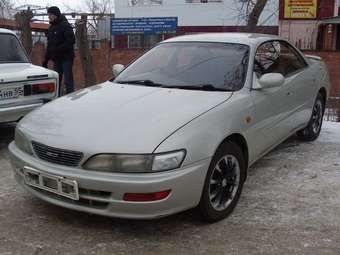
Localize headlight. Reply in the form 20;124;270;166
83;150;186;173
15;128;33;155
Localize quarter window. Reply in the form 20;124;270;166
254;41;307;77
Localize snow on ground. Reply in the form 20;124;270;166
1;122;340;255
319;121;340;143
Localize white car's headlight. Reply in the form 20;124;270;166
15;128;33;155
83;150;186;173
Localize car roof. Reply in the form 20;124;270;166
0;28;16;35
162;33;281;47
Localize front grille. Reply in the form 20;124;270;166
79;188;111;198
30;186;109;209
32;141;83;167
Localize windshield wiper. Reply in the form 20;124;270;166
164;84;231;92
115;79;164;87
115;81;231;91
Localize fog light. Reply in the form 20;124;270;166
123;190;171;202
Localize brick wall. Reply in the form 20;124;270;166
30;43;340;96
30;42;144;91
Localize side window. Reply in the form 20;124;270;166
255;41;307;78
279;42;307;75
254;42;280;77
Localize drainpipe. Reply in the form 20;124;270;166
334;0;338;17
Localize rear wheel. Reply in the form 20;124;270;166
199;141;246;223
296;93;325;141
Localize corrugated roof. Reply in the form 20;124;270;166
320;16;340;24
0;18;49;31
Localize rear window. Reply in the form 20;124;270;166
0;34;29;63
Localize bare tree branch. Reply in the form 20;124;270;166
236;0;269;32
15;9;33;55
84;0;114;34
0;0;13;18
246;0;269;32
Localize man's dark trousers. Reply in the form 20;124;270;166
54;59;74;96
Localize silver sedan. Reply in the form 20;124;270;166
9;33;330;222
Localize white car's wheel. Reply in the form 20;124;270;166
297;93;325;141
199;141;246;222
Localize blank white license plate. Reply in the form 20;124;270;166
23;166;79;200
0;86;24;100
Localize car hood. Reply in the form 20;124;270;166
0;63;56;83
19;82;233;154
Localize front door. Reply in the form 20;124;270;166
250;41;297;159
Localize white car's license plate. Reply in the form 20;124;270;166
0;86;24;100
23;167;79;200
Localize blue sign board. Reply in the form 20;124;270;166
111;17;178;35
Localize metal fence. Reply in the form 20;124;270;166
325;96;340;122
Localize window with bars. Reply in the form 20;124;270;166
129;0;162;6
128;34;164;48
185;0;223;3
128;34;144;48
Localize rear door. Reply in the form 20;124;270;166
277;42;316;129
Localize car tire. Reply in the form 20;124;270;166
199;141;246;223
296;93;325;142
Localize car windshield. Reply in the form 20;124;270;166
0;34;29;63
115;42;249;91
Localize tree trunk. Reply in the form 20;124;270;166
15;9;33;55
246;0;269;32
75;15;97;87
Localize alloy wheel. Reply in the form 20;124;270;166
208;155;240;211
311;100;323;134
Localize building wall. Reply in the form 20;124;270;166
115;0;279;26
278;0;336;50
279;20;319;49
279;0;335;20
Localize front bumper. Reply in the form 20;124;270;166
9;142;211;219
0;102;43;123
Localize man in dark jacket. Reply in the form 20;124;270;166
43;6;75;95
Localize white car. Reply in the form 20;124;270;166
9;33;330;222
0;29;59;123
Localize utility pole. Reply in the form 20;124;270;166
75;15;97;87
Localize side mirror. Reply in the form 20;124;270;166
112;64;125;77
257;73;285;89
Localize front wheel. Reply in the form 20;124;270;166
297;93;325;141
199;141;246;223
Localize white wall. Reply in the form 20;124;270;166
115;0;279;27
279;20;319;50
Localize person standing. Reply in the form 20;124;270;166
43;6;75;95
